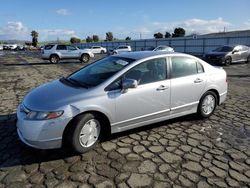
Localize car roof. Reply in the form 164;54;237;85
113;51;177;60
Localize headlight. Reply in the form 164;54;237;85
26;111;64;120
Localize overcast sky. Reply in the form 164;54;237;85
0;0;249;41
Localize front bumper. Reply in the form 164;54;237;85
17;128;62;149
205;57;225;65
16;105;71;149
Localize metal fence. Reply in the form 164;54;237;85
75;35;250;56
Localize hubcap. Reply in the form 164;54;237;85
202;95;215;115
79;119;100;148
51;56;57;63
82;56;88;62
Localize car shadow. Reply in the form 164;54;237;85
0;112;200;168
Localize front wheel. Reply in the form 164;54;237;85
100;50;105;54
80;54;90;63
224;56;231;66
68;113;101;153
197;91;217;118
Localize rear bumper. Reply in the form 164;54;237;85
219;91;227;105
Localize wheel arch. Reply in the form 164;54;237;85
81;53;90;57
62;110;111;147
50;53;60;59
203;89;220;105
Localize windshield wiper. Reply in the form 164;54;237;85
67;78;89;88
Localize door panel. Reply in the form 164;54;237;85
170;74;206;111
170;56;207;113
113;80;170;127
67;46;79;58
112;57;170;129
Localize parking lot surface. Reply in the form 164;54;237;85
0;51;250;188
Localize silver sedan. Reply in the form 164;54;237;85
17;51;227;153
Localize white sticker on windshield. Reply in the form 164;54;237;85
116;60;129;66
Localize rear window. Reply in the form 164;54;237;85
44;45;54;50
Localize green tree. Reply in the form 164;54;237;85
172;27;186;37
106;32;113;41
153;32;163;39
86;36;93;43
70;37;81;44
31;30;39;47
165;32;171;38
125;36;131;40
92;35;99;42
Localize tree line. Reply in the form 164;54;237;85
30;27;186;46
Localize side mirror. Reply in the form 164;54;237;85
232;49;239;54
122;79;138;93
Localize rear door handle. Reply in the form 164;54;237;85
157;85;169;91
194;78;203;83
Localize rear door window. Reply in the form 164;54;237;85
171;57;204;78
56;45;66;50
67;46;77;50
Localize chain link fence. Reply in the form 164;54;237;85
75;35;250;56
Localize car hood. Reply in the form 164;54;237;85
23;79;89;111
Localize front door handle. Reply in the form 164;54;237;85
157;85;169;91
194;78;203;83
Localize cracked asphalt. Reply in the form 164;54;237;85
0;51;249;188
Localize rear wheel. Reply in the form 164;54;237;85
101;50;105;54
197;91;217;118
224;56;231;66
80;54;90;63
68;113;102;153
50;54;60;64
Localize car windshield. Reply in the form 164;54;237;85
213;46;233;52
67;56;135;87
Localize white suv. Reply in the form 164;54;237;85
86;46;107;54
110;45;132;54
41;44;94;63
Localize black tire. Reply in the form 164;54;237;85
197;91;217;118
80;54;90;63
50;54;60;64
224;56;231;66
68;113;102;153
101;50;105;54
